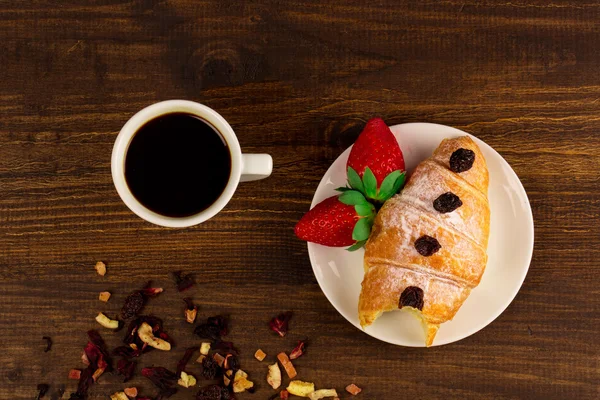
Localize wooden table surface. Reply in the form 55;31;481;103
1;1;599;399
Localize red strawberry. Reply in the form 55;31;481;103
345;118;406;202
348;118;405;183
295;192;375;250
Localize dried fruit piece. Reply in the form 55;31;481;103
123;387;138;398
184;298;198;324
68;369;82;380
308;389;338;400
178;371;198;388
177;347;197;375
138;322;171;351
42;336;52;352
414;235;441;256
267;363;282;389
345;384;362;395
400;286;425;311
287;380;315;397
224;369;233;386
254;349;266;361
233;369;254;393
99;291;111;302
277;352;297;379
96;313;121;330
269;311;292;337
289;340;307;360
200;342;211;356
449;148;475;173
280;390;289;400
95;261;106;276
223;354;239;370
110;392;128;400
116;359;136;382
172;271;195;292
433;192;462;213
213;353;226;367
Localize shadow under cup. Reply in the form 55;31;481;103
124;112;232;218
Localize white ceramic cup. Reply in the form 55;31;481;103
111;100;272;227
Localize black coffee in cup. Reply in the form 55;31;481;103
124;113;231;218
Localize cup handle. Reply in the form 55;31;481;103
240;154;273;182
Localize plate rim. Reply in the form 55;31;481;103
307;122;534;347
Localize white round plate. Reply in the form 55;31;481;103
308;123;534;347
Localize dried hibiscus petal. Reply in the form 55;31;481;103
177;347;198;375
36;384;49;399
42;336;52;352
207;315;229;336
142;367;178;399
212;341;239;355
269;312;292;337
172;271;195;292
289;340;307;360
195;315;229;341
116;359;137;383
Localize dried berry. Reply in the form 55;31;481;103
196;384;223;400
414;235;441;256
116;359;136;383
289;340;307;360
42;336;52;352
269;311;293;337
177;347;198;375
433;192;463;213
36;384;50;399
399;286;424;311
121;291;145;319
449;148;475;173
121;283;163;320
202;355;222;380
194;315;229;341
172;271;195;292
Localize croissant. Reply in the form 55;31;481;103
359;136;490;346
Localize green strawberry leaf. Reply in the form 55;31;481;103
377;170;402;200
347;166;365;195
352;217;372;241
362;167;377;199
391;172;407;195
347;240;367;252
355;203;374;217
339;190;368;206
335;186;352;192
376;170;406;201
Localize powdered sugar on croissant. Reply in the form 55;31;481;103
359;136;490;346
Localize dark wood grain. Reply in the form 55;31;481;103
1;0;599;399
